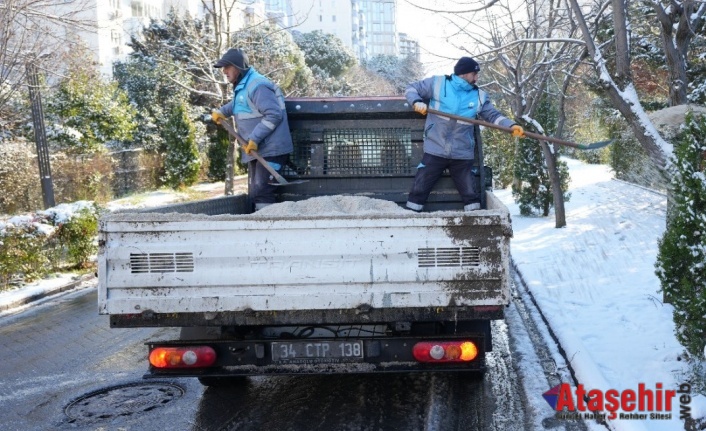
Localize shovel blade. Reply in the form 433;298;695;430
270;179;309;186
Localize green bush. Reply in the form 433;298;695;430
207;128;231;182
483;128;515;189
511;94;571;216
655;111;706;358
0;202;102;288
0;223;51;288
55;207;99;268
161;103;201;189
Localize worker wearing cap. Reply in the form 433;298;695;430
405;56;525;212
211;48;293;211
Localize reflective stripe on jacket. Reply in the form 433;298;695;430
219;68;293;162
405;74;515;160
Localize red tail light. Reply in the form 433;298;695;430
413;341;478;363
149;346;217;368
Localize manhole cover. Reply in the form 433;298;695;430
65;382;184;424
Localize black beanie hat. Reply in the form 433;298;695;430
214;48;250;70
454;57;480;75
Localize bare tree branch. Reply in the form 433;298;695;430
566;0;671;170
401;0;501;14
0;0;96;126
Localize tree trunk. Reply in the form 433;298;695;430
539;141;566;228
652;1;690;106
612;0;632;87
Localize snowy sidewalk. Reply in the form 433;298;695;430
495;158;705;431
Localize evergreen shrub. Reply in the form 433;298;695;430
0;223;50;287
655;111;706;357
162;103;201;189
55;207;99;268
0;202;102;288
207;128;230;181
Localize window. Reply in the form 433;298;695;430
131;1;143;17
319;15;323;22
111;29;123;55
383;3;393;20
332;15;336;22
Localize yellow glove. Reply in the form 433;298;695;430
244;140;258;155
413;101;427;115
211;109;227;125
511;124;525;138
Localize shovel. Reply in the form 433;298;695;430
217;119;307;186
427;108;612;150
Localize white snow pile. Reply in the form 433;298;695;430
252;195;408;217
40;200;96;224
0;201;96;238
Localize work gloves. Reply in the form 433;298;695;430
413;101;428;115
511;125;525;138
244;140;258;155
211;109;227;125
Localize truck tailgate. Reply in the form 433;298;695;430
98;207;512;318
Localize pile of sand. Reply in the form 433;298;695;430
252;195;408;217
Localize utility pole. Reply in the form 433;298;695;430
26;60;55;208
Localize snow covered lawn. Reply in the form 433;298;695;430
496;158;705;431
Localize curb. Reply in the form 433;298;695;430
0;272;96;312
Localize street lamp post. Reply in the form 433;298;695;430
26;60;55;209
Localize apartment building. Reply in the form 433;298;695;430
54;0;265;77
53;0;414;77
287;0;416;62
399;33;420;62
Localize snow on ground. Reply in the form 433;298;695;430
496;158;705;430
1;160;704;429
104;181;227;212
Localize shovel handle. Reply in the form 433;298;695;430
426;108;599;150
217;119;289;185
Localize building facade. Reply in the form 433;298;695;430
286;0;414;62
59;0;267;77
57;0;415;77
398;33;420;61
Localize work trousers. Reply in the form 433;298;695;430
248;154;289;211
406;153;479;211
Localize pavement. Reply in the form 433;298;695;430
0;272;96;313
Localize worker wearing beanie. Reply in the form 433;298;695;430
405;56;525;212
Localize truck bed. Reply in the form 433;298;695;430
98;192;511;327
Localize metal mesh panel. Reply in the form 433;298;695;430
324;128;412;176
287;128;414;177
286;129;313;176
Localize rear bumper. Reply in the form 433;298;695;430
145;335;487;377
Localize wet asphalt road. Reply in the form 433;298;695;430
0;282;578;431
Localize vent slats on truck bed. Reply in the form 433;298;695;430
130;253;194;273
418;247;481;268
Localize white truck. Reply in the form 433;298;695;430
97;96;512;385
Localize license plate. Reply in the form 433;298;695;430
271;340;364;362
